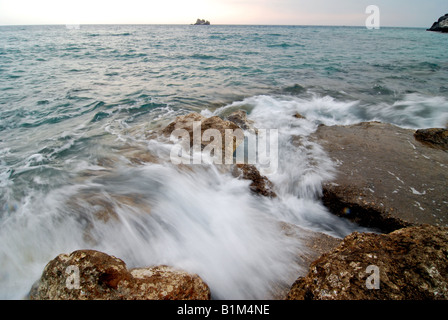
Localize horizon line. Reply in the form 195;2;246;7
0;23;428;29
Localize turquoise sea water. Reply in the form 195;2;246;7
0;25;447;299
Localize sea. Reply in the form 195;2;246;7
0;24;447;300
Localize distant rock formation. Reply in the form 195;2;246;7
193;18;210;25
427;13;448;32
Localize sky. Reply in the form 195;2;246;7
0;0;446;27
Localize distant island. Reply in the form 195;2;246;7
427;13;448;33
193;18;210;25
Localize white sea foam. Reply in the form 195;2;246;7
216;93;448;131
368;94;448;129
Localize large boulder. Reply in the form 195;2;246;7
29;250;210;300
287;224;448;300
311;122;448;232
427;14;448;33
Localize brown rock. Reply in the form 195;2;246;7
226;110;256;131
232;164;277;198
29;250;210;300
161;112;206;137
293;113;305;119
65;190;153;245
161;112;244;162
119;144;161;165
311;122;448;232
129;266;211;300
286;224;448;300
414;128;448;150
162;112;279;197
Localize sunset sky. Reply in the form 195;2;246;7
0;0;446;27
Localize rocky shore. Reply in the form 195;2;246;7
29;111;448;300
311;122;448;232
292;120;448;300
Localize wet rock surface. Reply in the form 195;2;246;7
161;112;243;161
311;122;448;232
232;163;277;198
29;250;210;300
226;110;256;131
414;128;448;150
161;111;277;198
286;224;448;300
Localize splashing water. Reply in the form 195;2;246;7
0;94;376;300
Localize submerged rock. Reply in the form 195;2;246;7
286;224;448;300
268;222;342;299
293;112;305;119
311;122;448;232
279;222;342;269
427;13;448;33
29;250;210;300
232;163;277;198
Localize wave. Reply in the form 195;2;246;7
91;102;168;123
0;155;305;299
218;93;448;130
190;53;224;60
86;32;132;38
267;43;305;48
0;93;378;300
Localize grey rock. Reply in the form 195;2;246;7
310;122;448;232
427;14;448;32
